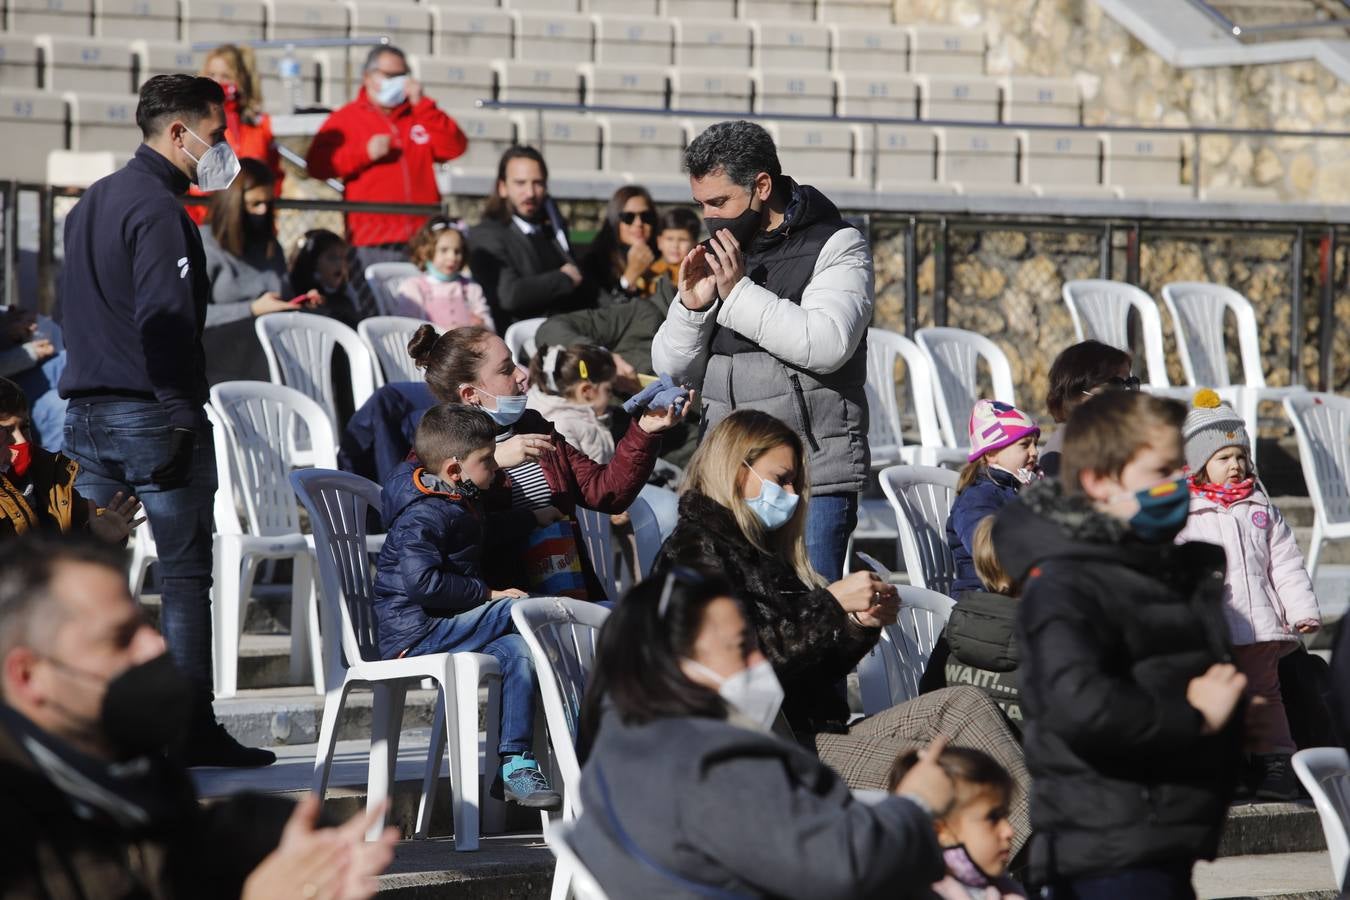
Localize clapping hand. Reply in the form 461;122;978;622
703;229;746;301
241;795;396;900
88;492;145;544
677;246;718;312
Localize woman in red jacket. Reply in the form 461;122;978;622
190;44;283;224
407;325;690;600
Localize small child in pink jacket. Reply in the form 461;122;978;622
1178;389;1320;802
396;217;494;331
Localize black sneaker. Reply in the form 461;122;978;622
184;722;277;768
1253;753;1301;802
490;755;562;811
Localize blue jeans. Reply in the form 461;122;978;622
15;350;67;451
64;400;218;687
1050;864;1195;900
408;598;536;757
805;492;858;583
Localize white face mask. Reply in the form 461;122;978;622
374;74;408;107
684;658;785;733
181;126;240;192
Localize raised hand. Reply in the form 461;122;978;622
637;389;697;434
677;246;718;312
704;229;746;301
89;491;145;544
495;433;551;468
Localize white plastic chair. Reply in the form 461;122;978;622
879;465;960;596
1284;393;1350;578
626;496;663;581
1062;279;1173;390
290;468;505;850
505;317;546;364
856;585;956;714
364;261;420;317
511;597;610;900
866;328;956;468
544;820;610;900
1292;748;1350;889
358;316;436;385
209;382;335;697
915;327;1017;450
1161;281;1304;463
575;508;619;603
255;314;379;445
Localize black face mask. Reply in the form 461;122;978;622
702;201;762;253
48;653;194;760
246;212;273;236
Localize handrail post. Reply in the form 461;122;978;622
903;217;918;337
1320;228;1337;391
934;217;949;329
1099;222;1113;279
2;181;17;310
1290;226;1305;386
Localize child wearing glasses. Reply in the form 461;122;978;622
395;216;494;330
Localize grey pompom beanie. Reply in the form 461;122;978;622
1182;389;1250;476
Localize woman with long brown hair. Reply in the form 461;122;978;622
582;185;660;308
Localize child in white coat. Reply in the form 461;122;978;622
525;344;617;463
1178;389;1320;801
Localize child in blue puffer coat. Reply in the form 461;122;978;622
945;400;1040;597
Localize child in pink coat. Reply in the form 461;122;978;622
395;217;494;331
1178;389;1320;801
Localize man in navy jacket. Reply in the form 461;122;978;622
58;74;273;767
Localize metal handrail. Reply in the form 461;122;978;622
1186;0;1350;39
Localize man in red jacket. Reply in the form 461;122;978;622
306;45;467;315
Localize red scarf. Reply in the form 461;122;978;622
8;442;31;478
1189;476;1255;508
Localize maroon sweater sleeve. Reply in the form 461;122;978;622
546;420;660;514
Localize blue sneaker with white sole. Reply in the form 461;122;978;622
490;753;562;811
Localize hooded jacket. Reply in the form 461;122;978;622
991;479;1241;881
651;179;872;496
652;491;878;737
305;89;467;247
535;277;676;377
373;462;490;659
947;466;1023;596
525;386;615;463
1177;487;1320;645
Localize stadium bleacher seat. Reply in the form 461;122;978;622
769;120;858;186
743;0;816;20
602;114;683;177
519;111;601;173
938;126;1027;193
830;23;907;73
587;0;658;13
818;0;892;25
347;3;432;55
267;0;348;42
835;71;919;118
434;7;512;61
662;0;735;18
583;63;667;108
66;89;139;153
0;87;68;179
1002;76;1080;125
8;0;93;36
252;47;322;112
1103;131;1188;197
39;35;136;94
869;124;946;191
496;60;582;104
132;40;195;84
441;107;515;177
671;67;752;113
753;22;830;70
409;55;494;108
0;33;41;87
754;68;833;116
96;0;178;41
514;11;592;64
181;0;264;42
46;148;117;186
673;19;752;68
909;25;984;75
1024;130;1106;194
595;16;673;66
502;0;572;9
919;74;1000;122
1200;185;1279;202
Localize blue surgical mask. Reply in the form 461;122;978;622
1123;475;1190;543
463;384;526;426
425;262;456;283
374;74;408;107
743;462;799;531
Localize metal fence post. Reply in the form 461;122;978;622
904;216;918;337
1125;222;1141;286
1099;222;1113;280
1;181;16;309
934;217;949;328
1290;226;1305;386
37;185;54;316
1320;228;1337;391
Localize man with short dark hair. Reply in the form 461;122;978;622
58;73;273;767
469;145;588;332
307;45;468;315
651;119;873;581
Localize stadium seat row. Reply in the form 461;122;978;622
0;1;986;75
461;0;898;26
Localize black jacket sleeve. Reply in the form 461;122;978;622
132;209;206;429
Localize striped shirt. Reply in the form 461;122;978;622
498;429;553;510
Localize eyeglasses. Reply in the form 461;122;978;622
1082;375;1141;397
656;565;709;619
619;210;657;226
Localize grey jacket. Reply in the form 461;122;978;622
200;226;290;327
571;712;943;899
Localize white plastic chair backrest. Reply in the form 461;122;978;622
364;261;419;318
626;497;662;580
504;317;545;363
1285;393;1350;527
915;327;1016;448
879;465;960;596
857;586;956;714
1160;281;1266;389
510;597;610;811
544;820;610;900
358;316;433;384
211;382;337;537
255;314;378;437
1061;279;1171;389
290;468;384;674
1292;748;1350;888
867;328;944;454
575;507;619;602
203;404;243;536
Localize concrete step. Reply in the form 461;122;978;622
213;685;443;748
1194;851;1336;899
1218;801;1326;857
140;585;295;635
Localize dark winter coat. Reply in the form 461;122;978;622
535;277;675;377
339;381;435;483
946;465;1022;596
652;491;878;737
373;462;490;659
920;590;1023;729
468;215;591;331
992;479;1242;881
